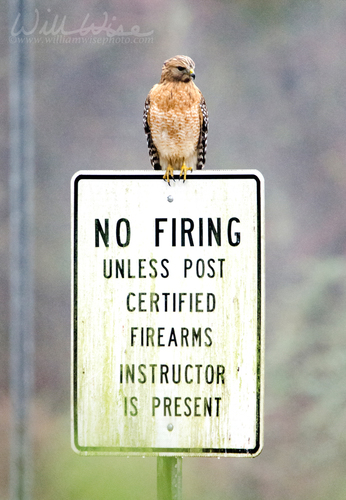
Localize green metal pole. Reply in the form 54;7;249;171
157;457;182;500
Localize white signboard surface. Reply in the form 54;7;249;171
71;170;264;457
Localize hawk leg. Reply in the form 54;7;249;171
163;165;175;184
179;162;192;182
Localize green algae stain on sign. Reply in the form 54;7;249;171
71;170;265;457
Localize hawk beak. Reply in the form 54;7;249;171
189;69;195;80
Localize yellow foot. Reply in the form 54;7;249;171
163;165;175;184
179;163;192;182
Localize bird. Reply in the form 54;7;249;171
143;55;208;184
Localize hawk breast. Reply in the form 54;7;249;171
148;84;201;162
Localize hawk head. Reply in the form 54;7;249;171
160;55;196;83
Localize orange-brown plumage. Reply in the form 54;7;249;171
143;55;208;182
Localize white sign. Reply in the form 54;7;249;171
71;170;264;457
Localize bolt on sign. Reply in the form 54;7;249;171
71;170;265;457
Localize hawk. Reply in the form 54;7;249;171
143;55;208;183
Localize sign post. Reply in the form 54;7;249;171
71;170;264;493
157;456;182;500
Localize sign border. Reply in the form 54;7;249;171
71;170;264;457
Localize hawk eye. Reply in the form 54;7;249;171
177;66;185;71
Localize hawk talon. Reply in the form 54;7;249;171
163;165;175;184
179;163;192;182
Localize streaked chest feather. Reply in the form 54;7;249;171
149;84;201;158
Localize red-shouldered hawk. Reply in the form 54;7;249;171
143;55;208;184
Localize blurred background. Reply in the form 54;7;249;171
2;0;346;498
